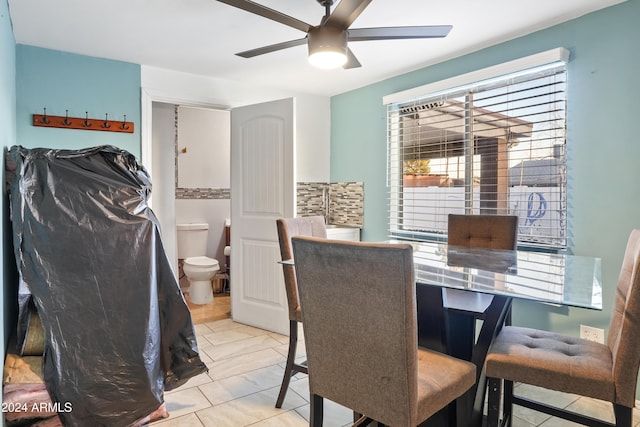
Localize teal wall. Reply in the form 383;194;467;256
331;0;640;337
4;45;140;402
1;0;16;411
16;45;141;157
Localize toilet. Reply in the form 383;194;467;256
177;223;220;305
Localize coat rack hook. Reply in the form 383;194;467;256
62;110;72;126
33;110;133;133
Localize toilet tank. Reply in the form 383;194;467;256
177;223;209;259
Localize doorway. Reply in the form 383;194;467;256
143;91;298;334
148;100;232;321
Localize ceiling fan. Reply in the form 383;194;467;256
216;0;452;69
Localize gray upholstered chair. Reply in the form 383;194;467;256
291;236;476;427
274;216;327;409
444;214;518;357
485;229;640;427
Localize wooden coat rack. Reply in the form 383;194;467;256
33;109;134;134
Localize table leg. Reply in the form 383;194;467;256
469;295;512;427
416;284;448;353
416;286;512;427
447;310;476;361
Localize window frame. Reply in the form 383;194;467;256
384;48;570;251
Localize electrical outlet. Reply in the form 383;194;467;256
580;325;605;344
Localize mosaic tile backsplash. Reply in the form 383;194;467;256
176;187;230;199
175;181;363;228
297;182;364;227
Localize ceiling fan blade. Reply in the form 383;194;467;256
348;25;452;41
216;0;311;33
325;0;372;29
236;37;308;58
343;48;361;69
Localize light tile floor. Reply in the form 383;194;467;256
152;318;640;427
151;319;348;427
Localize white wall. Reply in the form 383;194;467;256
141;66;331;276
151;102;232;270
176;106;231;266
151;102;178;272
294;95;331;182
177;106;230;189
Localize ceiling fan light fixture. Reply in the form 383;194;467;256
220;0;452;70
308;26;348;69
308;49;347;69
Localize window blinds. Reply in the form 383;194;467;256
386;52;568;249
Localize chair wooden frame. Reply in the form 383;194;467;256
274;216;327;409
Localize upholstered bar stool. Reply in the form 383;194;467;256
292;236;476;427
274;216;327;408
485;229;640;427
444;214;518;359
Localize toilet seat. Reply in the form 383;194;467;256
184;256;219;269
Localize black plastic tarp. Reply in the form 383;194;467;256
6;145;208;426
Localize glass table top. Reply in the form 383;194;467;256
396;240;602;310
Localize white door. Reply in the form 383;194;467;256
230;98;295;335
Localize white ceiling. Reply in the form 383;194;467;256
8;0;626;97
